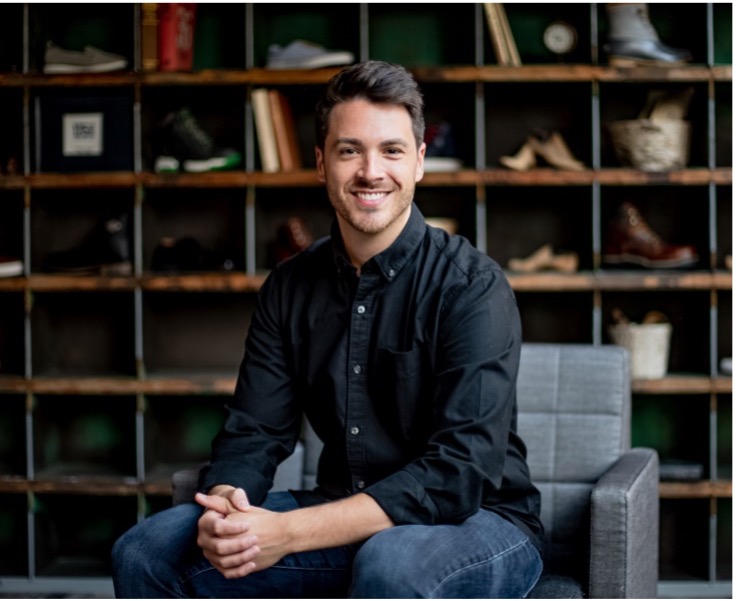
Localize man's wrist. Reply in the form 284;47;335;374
207;484;236;497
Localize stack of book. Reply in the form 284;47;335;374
484;3;521;66
251;88;303;173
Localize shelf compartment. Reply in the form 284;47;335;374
30;291;136;377
0;292;25;376
0;394;26;477
659;498;711;581
0;492;28;576
32;394;137;481
33;492;136;578
142;187;246;275
143;395;225;487
514;291;594;343
141;291;255;375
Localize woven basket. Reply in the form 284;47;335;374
609;322;672;379
609;119;691;172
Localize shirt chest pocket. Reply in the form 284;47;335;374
371;346;433;442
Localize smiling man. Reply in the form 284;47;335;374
112;61;544;599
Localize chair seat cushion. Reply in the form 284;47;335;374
529;573;584;599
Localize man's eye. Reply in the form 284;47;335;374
385;147;403;156
339;147;358;156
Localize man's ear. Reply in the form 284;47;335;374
415;142;426;182
315;146;326;182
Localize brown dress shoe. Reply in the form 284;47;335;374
603;202;698;268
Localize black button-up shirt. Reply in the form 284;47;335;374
200;204;543;552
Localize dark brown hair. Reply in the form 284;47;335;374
315;60;425;150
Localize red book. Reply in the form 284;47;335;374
157;3;197;71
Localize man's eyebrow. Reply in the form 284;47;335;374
333;137;410;148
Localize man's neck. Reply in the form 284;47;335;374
337;209;411;274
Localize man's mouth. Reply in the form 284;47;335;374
354;191;389;205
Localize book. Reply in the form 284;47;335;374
496;4;521;66
483;4;509;66
251;88;280;173
140;3;159;71
267;89;302;172
483;3;521;67
157;3;197;72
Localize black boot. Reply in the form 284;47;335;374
44;214;132;275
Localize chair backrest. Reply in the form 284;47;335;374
516;343;631;577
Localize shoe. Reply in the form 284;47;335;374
151;237;235;272
500;131;585;172
154;108;241;173
507;244;579;273
528;130;585;171
604;4;691;67
0;256;23;278
603;202;698;269
266;40;354;70
43;214;132;275
500;138;536;171
43;42;128;74
424;122;462;172
268;217;314;266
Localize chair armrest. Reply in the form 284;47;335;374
589;447;659;599
171;441;306;506
172;466;203;506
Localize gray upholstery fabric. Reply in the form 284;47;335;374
519;343;658;598
172;343;659;598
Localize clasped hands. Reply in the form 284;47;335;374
196;485;291;579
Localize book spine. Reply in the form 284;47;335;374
483;4;509;66
158;3;197;72
252;88;280;173
141;3;159;71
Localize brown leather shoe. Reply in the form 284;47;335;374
603;202;698;268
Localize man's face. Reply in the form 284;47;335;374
316;99;425;241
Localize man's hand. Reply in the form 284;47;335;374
196;487;262;579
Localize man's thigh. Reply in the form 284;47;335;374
350;509;542;598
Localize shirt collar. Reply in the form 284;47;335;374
331;203;426;280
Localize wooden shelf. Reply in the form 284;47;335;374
1;64;729;88
0;167;731;191
660;479;732;499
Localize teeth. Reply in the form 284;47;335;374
356;192;385;201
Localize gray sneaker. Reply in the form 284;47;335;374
44;42;128;74
266;40;354;70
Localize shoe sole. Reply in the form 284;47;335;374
44;60;127;74
47;261;132;276
183;153;241;173
267;52;354;70
0;262;23;277
602;254;699;269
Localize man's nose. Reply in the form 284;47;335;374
357;153;383;181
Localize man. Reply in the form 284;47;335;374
112;60;543;598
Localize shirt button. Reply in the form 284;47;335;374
350;426;360;435
388;268;396;277
356;480;366;490
357;305;365;314
353;364;362;374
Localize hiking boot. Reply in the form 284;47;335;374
154;108;241;173
43;42;128;74
603;202;698;269
604;4;691;66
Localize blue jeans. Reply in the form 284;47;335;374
112;491;542;598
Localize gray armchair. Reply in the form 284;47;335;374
518;343;659;598
172;343;659;598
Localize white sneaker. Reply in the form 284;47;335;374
0;256;23;278
266;40;354;70
44;42;128;74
